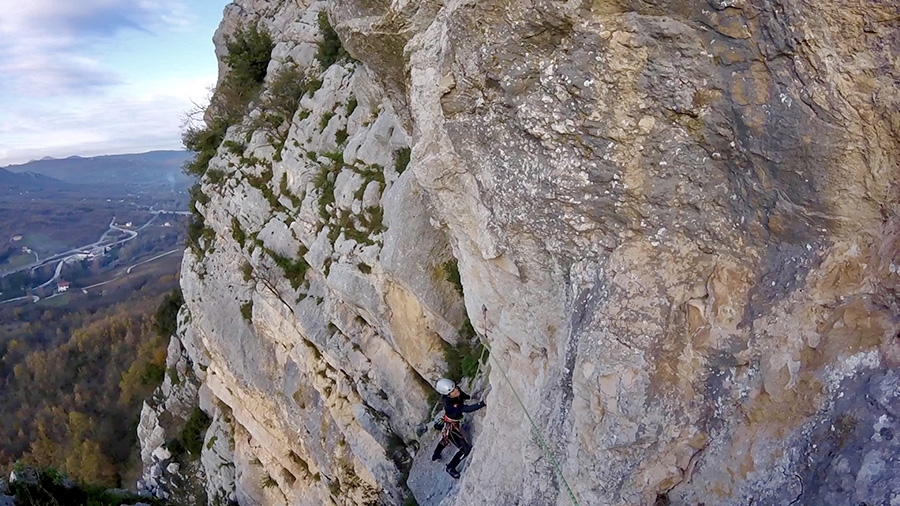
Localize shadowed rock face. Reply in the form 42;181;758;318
374;1;897;503
142;0;899;504
798;368;900;506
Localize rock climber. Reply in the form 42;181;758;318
431;377;486;479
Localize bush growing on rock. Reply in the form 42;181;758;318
182;24;273;178
152;289;184;338
251;64;308;138
316;11;347;68
222;26;273;92
8;465;165;506
180;407;212;458
240;300;253;322
440;259;463;296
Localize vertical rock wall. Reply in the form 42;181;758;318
141;0;900;504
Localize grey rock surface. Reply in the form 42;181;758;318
793;369;900;506
137;331;209;503
141;0;900;505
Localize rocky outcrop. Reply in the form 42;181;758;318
137;329;211;504
0;477;13;506
141;0;900;504
6;466;151;506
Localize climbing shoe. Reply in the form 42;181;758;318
431;451;442;462
446;466;460;479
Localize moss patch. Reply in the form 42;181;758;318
441;259;464;296
394;147;411;174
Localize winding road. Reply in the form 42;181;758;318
33;217;139;290
0;210;185;305
74;248;181;294
1;209;186;279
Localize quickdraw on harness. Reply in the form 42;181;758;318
440;415;464;446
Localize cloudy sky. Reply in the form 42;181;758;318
0;0;231;166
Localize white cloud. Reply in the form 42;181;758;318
139;0;195;31
0;72;216;165
0;0;225;166
0;0;194;96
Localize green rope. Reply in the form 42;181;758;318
430;308;581;505
470;340;489;388
477;337;581;506
477;306;581;506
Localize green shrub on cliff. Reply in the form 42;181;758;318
232;217;247;248
182;24;274;178
186;214;215;258
240;300;253;322
8;465;165;506
441;259;464;296
222;26;273;91
251;64;308;138
394;147;411;174
181;407;212;458
152;289;184;338
443;337;485;381
316;10;348;68
272;252;310;290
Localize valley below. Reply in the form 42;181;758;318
0;151;194;486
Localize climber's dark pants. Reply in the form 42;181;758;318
432;429;471;470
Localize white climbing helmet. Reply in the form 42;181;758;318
435;378;456;395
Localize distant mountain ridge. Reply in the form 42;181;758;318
3;151;193;187
0;167;68;191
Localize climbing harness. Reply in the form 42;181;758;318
477;305;582;506
440;415;464;446
425;306;581;506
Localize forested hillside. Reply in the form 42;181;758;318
0;282;182;487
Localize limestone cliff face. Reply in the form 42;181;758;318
140;0;900;504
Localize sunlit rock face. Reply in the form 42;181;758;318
141;0;900;504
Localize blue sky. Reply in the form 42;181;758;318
0;0;231;166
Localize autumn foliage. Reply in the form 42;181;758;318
0;289;180;487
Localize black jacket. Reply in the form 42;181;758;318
442;389;485;421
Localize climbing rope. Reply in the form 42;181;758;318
469;331;490;393
426;306;581;506
428;322;491;420
477;305;581;506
